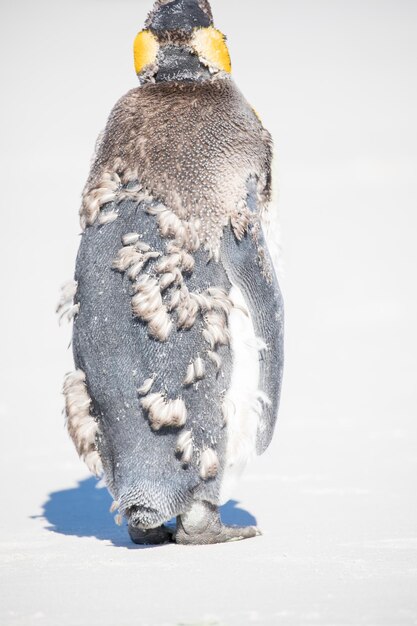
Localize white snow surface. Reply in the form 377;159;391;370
1;1;417;625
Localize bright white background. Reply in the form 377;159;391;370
0;1;416;625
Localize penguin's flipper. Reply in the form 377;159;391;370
220;195;284;456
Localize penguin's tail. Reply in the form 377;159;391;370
118;479;193;530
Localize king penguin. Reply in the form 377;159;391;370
60;0;284;545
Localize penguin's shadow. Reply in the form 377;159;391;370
39;477;257;548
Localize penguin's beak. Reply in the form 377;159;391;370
147;0;213;33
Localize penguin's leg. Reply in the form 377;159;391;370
175;501;261;545
128;524;174;546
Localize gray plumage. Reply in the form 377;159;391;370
73;196;233;527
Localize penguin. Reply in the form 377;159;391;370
60;0;284;545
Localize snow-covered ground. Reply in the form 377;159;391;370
1;1;416;624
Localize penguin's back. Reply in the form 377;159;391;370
73;193;233;524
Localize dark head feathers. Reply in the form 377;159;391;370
145;0;214;33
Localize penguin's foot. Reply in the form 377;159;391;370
128;523;174;545
176;523;261;545
175;501;261;545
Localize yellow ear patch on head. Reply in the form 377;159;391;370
192;27;232;73
134;30;159;75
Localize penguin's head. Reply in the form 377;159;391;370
134;0;231;83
